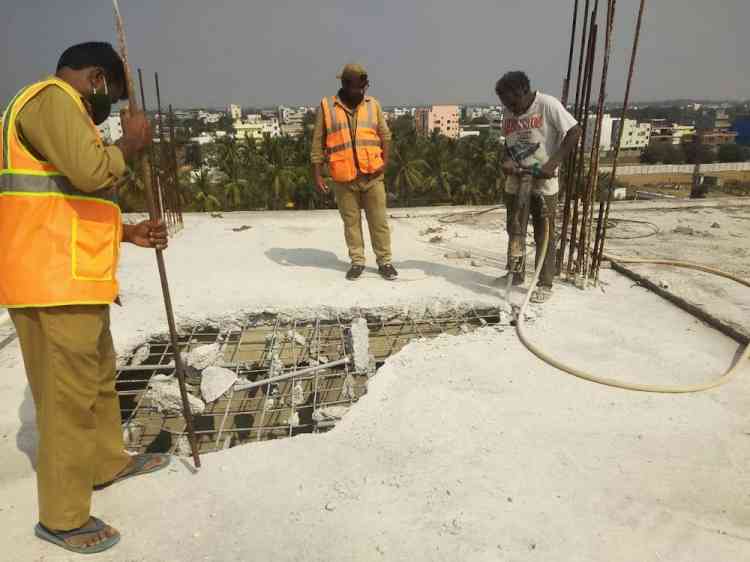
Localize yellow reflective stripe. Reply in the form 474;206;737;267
1;299;114;308
0;169;63;177
0;191;122;210
356;139;382;148
328;142;354;154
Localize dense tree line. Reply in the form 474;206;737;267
120;115;506;213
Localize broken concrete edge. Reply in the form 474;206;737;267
610;260;749;345
115;301;504;358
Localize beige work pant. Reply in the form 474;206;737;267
10;305;130;530
333;175;393;266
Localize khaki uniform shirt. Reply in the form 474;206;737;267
15;84;127;193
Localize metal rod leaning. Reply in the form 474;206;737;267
112;0;201;468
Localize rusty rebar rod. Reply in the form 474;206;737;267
567;17;598;276
136;68;163;221
562;0;580;105
154;72;175;231
581;0;617;281
168;104;184;227
592;0;647;279
557;0;584;272
573;0;603;278
113;0;200;468
573;0;592;118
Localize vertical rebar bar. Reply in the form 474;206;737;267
168;104;184;228
562;0;580;105
592;0;647;279
581;0;617;282
557;0;583;272
137;68;163;221
154;72;174;231
567;17;599;276
573;0;592;118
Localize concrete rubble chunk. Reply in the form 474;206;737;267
146;374;206;415
201;366;238;403
183;343;222;370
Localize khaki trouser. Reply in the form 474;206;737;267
504;191;558;288
10;305;130;531
333;175;392;266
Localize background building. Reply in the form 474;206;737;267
648;120;694;145
611;118;651;151
415;105;460;139
233;116;282;141
584;114;614;152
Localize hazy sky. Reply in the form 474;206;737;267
3;1;748;109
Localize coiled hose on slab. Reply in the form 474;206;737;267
514;217;750;394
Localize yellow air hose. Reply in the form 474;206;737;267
514;217;750;393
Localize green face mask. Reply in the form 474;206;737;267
88;75;112;125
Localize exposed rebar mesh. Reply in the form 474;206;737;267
116;306;503;455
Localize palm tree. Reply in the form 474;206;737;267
190;167;221;212
389;136;429;207
258;136;299;210
425;133;460;200
222;180;245;210
216;136;242;184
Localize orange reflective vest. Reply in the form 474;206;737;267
0;78;122;308
321;96;384;183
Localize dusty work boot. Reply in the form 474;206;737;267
346;264;365;281
530;285;553;303
378;263;399;281
496;271;525;286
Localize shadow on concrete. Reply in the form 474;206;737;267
265;248;350;273
394;259;503;298
17;385;38;471
265;248;514;299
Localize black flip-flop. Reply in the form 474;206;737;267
94;453;171;491
34;516;120;554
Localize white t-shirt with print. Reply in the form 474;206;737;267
503;92;578;196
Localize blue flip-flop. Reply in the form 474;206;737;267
94;453;171;491
35;516;120;554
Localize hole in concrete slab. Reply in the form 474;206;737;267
116;307;503;455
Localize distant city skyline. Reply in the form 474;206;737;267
3;1;749;109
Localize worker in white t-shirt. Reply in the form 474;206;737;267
495;71;581;303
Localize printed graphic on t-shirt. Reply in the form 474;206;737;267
503;113;549;168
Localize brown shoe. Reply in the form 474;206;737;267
378;263;399;280
346;264;365;280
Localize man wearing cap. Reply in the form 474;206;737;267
311;63;398;281
1;42;170;554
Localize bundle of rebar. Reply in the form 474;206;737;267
135;70;184;234
557;0;647;287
